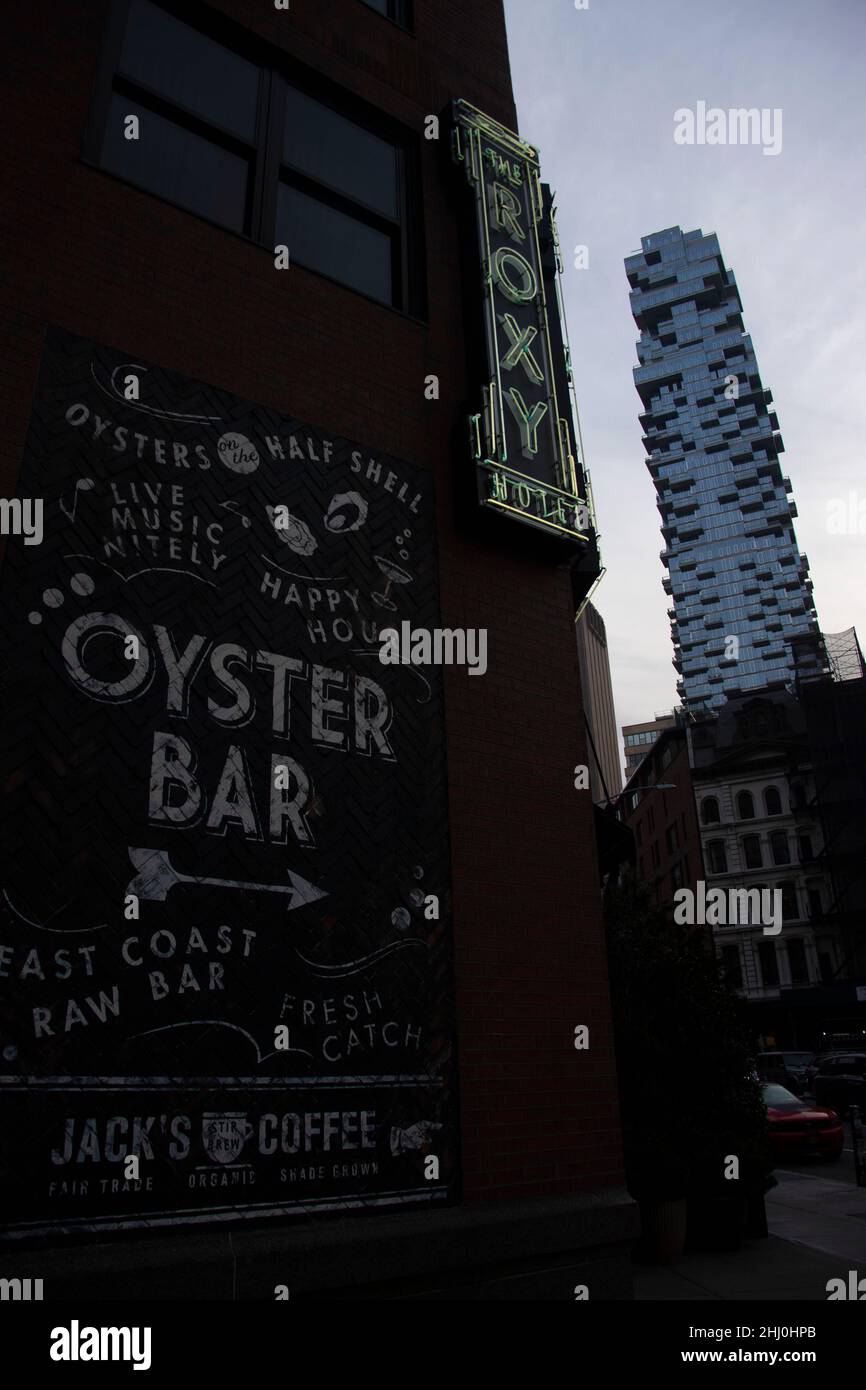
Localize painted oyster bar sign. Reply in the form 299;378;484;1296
451;99;594;552
0;328;456;1234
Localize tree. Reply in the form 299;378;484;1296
603;871;769;1204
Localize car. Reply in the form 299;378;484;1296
805;1048;861;1087
813;1053;866;1117
763;1083;843;1161
756;1051;813;1094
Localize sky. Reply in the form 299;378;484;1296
502;0;866;759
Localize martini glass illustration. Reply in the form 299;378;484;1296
371;556;412;611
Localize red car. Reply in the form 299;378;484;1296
763;1084;843;1161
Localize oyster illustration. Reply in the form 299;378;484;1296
324;490;368;533
267;505;317;555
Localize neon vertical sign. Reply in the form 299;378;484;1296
452;99;595;550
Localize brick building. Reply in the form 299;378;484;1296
622;712;676;779
619;718;704;910
0;0;634;1296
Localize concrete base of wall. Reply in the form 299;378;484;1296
5;1188;638;1300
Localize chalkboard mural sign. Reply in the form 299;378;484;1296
0;328;457;1234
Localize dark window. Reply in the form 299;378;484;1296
118;0;259;139
647;806;655;832
791;783;807;810
666;822;679;853
707;839;727;873
780;881;798;920
721;945;742;989
764;785;782;816
807;887;822;919
798;833;813;862
95;0;260;237
758;941;779;988
276;185;393;304
359;0;412;25
742;834;762;869
770;830;790;866
737;790;755;820
89;0;421;311
670;859;683;890
282;86;397;217
701;796;720;825
818;951;834;982
787;938;808;984
277;82;408;307
100;93;249;232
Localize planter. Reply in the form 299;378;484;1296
640;1197;688;1263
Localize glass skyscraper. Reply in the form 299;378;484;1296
625;226;822;710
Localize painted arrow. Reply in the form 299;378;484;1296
126;847;327;911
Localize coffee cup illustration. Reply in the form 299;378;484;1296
202;1112;255;1165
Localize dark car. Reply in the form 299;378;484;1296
763;1084;843;1161
813;1053;866;1117
807;1043;866;1087
757;1051;813;1094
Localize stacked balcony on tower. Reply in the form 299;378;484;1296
625;226;822;709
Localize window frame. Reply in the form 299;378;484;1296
357;0;414;30
757;940;780;988
707;838;727;874
720;944;743;990
786;937;808;984
272;74;415;312
701;795;720;825
770;829;791;866
742;833;763;869
83;0;425;316
779;880;798;919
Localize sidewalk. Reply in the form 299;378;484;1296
766;1168;866;1267
634;1173;866;1300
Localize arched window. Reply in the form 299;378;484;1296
701;796;720;825
737;790;755;820
764;786;782;817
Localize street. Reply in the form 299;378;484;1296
774;1119;864;1188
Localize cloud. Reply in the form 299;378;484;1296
505;0;866;728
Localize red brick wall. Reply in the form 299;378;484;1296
0;0;623;1200
627;733;704;907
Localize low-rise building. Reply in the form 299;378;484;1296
621;712;676;779
689;686;863;1046
619;716;704;909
